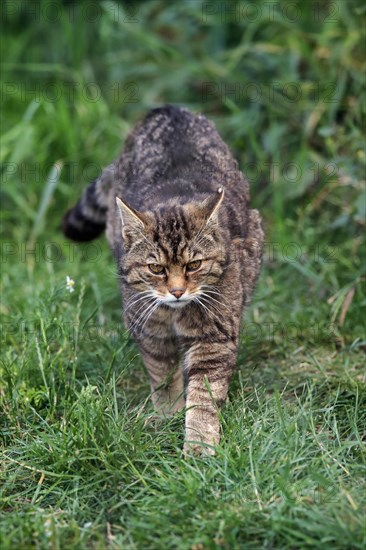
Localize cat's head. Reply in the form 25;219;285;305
116;188;227;309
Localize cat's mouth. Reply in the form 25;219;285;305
164;298;191;309
160;293;192;308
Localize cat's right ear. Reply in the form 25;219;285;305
202;187;224;225
116;197;146;238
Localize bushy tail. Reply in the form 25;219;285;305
62;162;116;242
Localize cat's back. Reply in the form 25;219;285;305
114;105;249;207
126;104;228;168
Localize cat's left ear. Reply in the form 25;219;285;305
202;187;224;225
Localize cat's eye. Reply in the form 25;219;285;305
148;263;165;275
186;260;202;272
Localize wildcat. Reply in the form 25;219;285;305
63;105;264;455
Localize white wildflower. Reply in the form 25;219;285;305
66;275;75;293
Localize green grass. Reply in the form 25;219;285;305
1;0;365;548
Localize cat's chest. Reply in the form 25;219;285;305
172;303;219;339
147;303;202;338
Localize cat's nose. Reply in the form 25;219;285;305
169;288;185;299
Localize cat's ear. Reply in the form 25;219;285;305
202;187;224;225
115;197;146;238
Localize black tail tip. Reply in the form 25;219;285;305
62;209;105;242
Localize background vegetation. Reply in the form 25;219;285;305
1;0;365;548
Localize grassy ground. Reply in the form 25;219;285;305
1;0;365;548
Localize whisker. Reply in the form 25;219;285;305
134;299;161;333
193;296;222;324
128;297;156;329
200;286;221;295
198;294;224;317
200;290;231;312
125;293;154;313
124;291;154;311
140;299;162;333
193;296;210;316
105;267;122;280
200;285;231;307
129;298;159;332
200;284;222;295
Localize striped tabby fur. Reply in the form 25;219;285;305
63;105;264;455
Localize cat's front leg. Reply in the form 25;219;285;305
126;300;185;416
183;340;237;456
137;335;185;416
